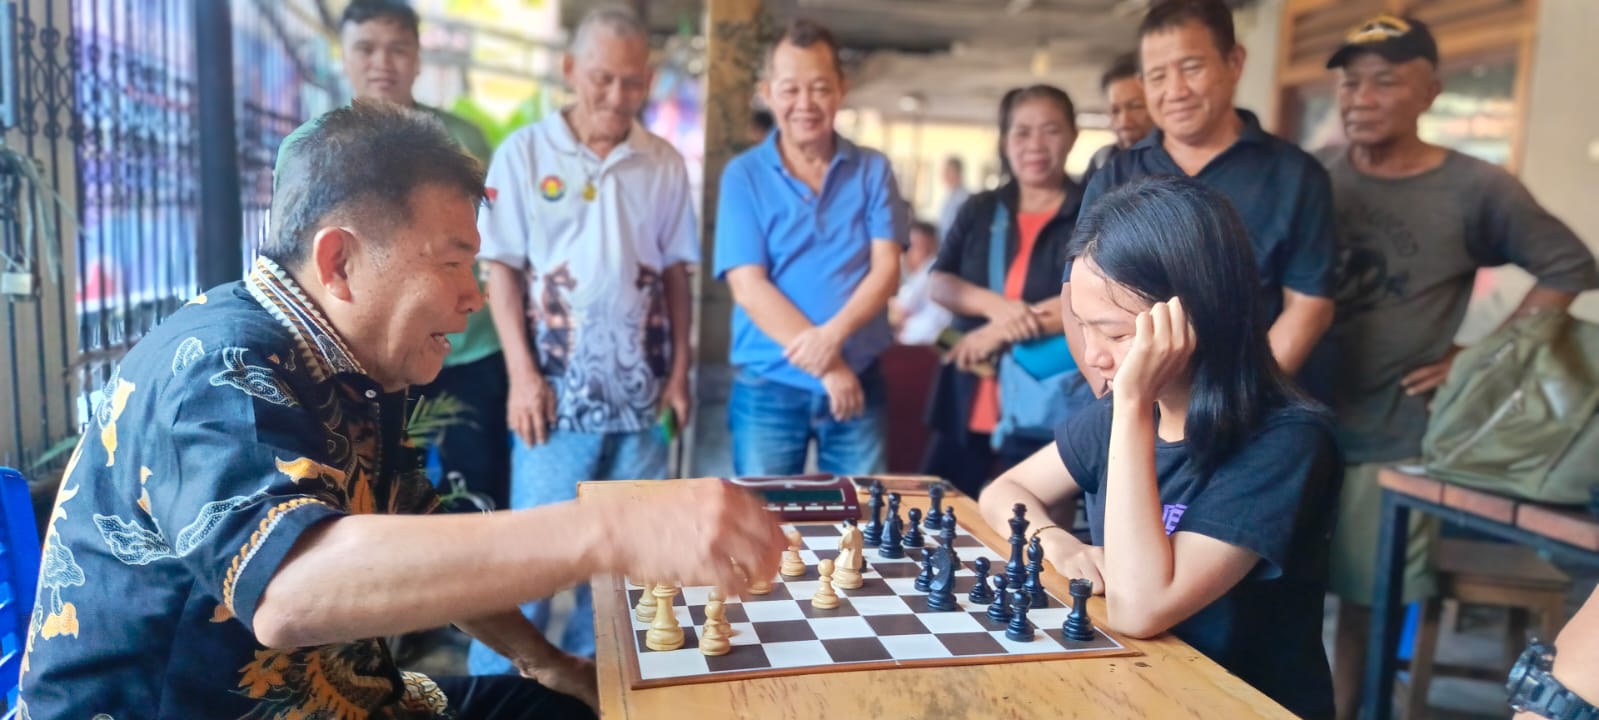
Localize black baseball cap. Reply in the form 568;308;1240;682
1326;14;1439;69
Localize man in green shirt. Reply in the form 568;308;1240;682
338;0;509;511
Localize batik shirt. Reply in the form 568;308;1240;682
19;257;448;719
477;111;700;433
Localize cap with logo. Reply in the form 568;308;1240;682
1326;14;1439;69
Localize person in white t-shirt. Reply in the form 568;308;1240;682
891;220;952;345
475;7;699;666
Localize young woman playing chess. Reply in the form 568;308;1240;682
978;175;1338;720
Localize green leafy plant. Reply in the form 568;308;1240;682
30;434;80;472
406;392;479;450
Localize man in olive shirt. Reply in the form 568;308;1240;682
1318;15;1598;718
338;0;509;512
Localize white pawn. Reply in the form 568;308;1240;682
699;597;732;656
811;558;840;609
646;584;684;651
705;588;733;636
780;532;806;577
634;581;657;622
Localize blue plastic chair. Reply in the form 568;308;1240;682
0;468;40;718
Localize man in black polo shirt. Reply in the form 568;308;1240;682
1066;0;1336;396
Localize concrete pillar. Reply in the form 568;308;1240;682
696;0;762;366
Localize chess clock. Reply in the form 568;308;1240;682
727;474;861;522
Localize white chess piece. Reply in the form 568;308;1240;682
634;580;657;622
699;597;732;656
834;524;864;589
645;584;684;651
811;558;840;609
780;532;806;577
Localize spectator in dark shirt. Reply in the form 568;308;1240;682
1066;0;1337;399
1082;52;1154;186
1316;15;1599;719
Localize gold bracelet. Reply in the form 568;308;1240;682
1030;524;1069;540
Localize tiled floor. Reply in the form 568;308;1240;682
407;365;1597;718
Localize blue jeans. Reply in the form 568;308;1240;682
729;365;888;476
466;428;667;673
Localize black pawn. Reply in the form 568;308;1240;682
878;510;905;559
984;575;1010;624
903;508;924;548
968;557;994;605
863;482;885;547
1063;578;1096;641
914;551;934;592
925;485;944;530
1005;503;1029;589
1024;536;1047;607
1005;588;1034;641
939;508;957;550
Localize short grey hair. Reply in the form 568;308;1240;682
570;6;650;58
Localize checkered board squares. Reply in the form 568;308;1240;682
617;520;1134;689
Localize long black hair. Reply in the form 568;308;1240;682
1066;175;1310;474
996;84;1077;180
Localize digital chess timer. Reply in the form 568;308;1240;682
726;474;861;522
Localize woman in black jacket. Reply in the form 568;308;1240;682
923;85;1091;497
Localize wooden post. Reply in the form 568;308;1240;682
696;0;763;366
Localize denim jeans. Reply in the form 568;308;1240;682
728;364;888;476
466;428;667;672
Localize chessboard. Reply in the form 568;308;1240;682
612;517;1135;689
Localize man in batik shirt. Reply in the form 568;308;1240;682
18;102;785;719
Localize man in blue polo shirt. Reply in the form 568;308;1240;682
715;18;905;476
1065;0;1336;396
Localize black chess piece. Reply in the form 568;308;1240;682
968;557;994;605
903;508;924;548
878;509;905;559
1024;536;1047;607
914;549;934;592
939;508;957;550
925;484;944;530
1063;578;1095;641
1005;503;1029;589
984;575;1010;624
1005;588;1034;641
863;482;885;547
887;492;902;528
926;546;959;611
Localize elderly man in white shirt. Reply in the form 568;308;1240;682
476;6;699;666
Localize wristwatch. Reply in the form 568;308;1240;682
1507;640;1599;720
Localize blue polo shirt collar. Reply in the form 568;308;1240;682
759;131;859;175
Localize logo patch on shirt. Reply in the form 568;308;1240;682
538;175;565;202
1162;503;1187;535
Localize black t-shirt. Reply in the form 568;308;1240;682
1056;397;1340;720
